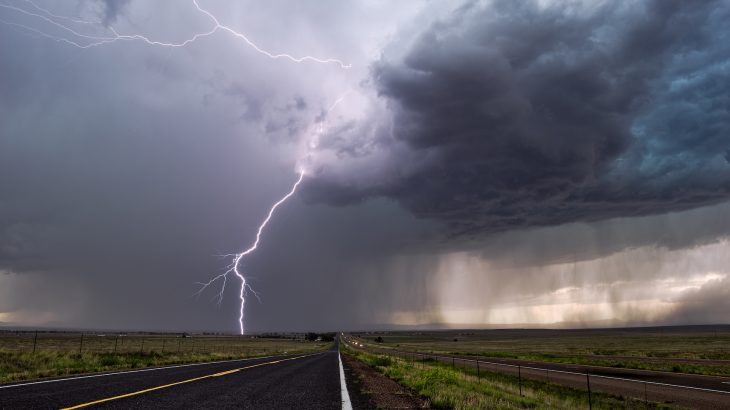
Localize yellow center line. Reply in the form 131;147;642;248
61;355;312;409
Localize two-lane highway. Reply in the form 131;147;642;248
1;347;347;409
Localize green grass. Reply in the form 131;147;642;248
345;347;683;410
356;328;730;377
0;332;330;383
454;352;730;377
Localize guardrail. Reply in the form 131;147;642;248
343;336;730;410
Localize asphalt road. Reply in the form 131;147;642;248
0;348;345;409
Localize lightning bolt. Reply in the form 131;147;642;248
197;171;305;335
3;0;351;334
0;0;351;68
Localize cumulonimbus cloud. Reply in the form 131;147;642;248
97;0;131;25
304;0;730;236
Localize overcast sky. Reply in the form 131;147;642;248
1;0;729;333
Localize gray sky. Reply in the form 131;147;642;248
1;0;729;333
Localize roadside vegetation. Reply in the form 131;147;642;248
343;346;682;410
453;352;730;378
357;327;730;377
0;332;330;383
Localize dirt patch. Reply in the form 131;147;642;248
342;353;429;409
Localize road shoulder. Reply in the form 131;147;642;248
341;353;427;409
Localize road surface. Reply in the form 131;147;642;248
0;346;349;409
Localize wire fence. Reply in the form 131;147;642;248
347;338;730;410
0;330;298;356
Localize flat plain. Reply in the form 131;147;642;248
355;325;730;376
344;326;730;409
0;330;330;383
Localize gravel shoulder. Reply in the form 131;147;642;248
341;353;428;410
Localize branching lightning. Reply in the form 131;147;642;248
2;0;350;334
0;0;351;68
196;171;305;335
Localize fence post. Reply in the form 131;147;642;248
140;338;144;353
32;330;38;354
586;371;592;410
518;365;523;396
79;333;84;354
476;359;480;381
178;338;181;353
114;336;118;353
162;339;166;353
452;356;455;369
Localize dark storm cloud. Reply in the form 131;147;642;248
97;0;130;25
2;0;730;333
307;0;730;236
0;0;432;331
450;201;730;269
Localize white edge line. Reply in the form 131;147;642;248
338;349;353;410
0;352;322;390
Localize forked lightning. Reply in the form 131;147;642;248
0;0;349;333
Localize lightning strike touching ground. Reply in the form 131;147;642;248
2;0;350;333
197;171;305;335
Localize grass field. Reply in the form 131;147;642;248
343;345;680;410
0;331;331;383
353;326;730;377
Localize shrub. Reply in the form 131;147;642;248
368;355;393;367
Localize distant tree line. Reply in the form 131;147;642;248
305;332;335;342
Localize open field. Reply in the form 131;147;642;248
353;326;730;377
343;344;680;410
0;330;331;383
345;334;730;409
